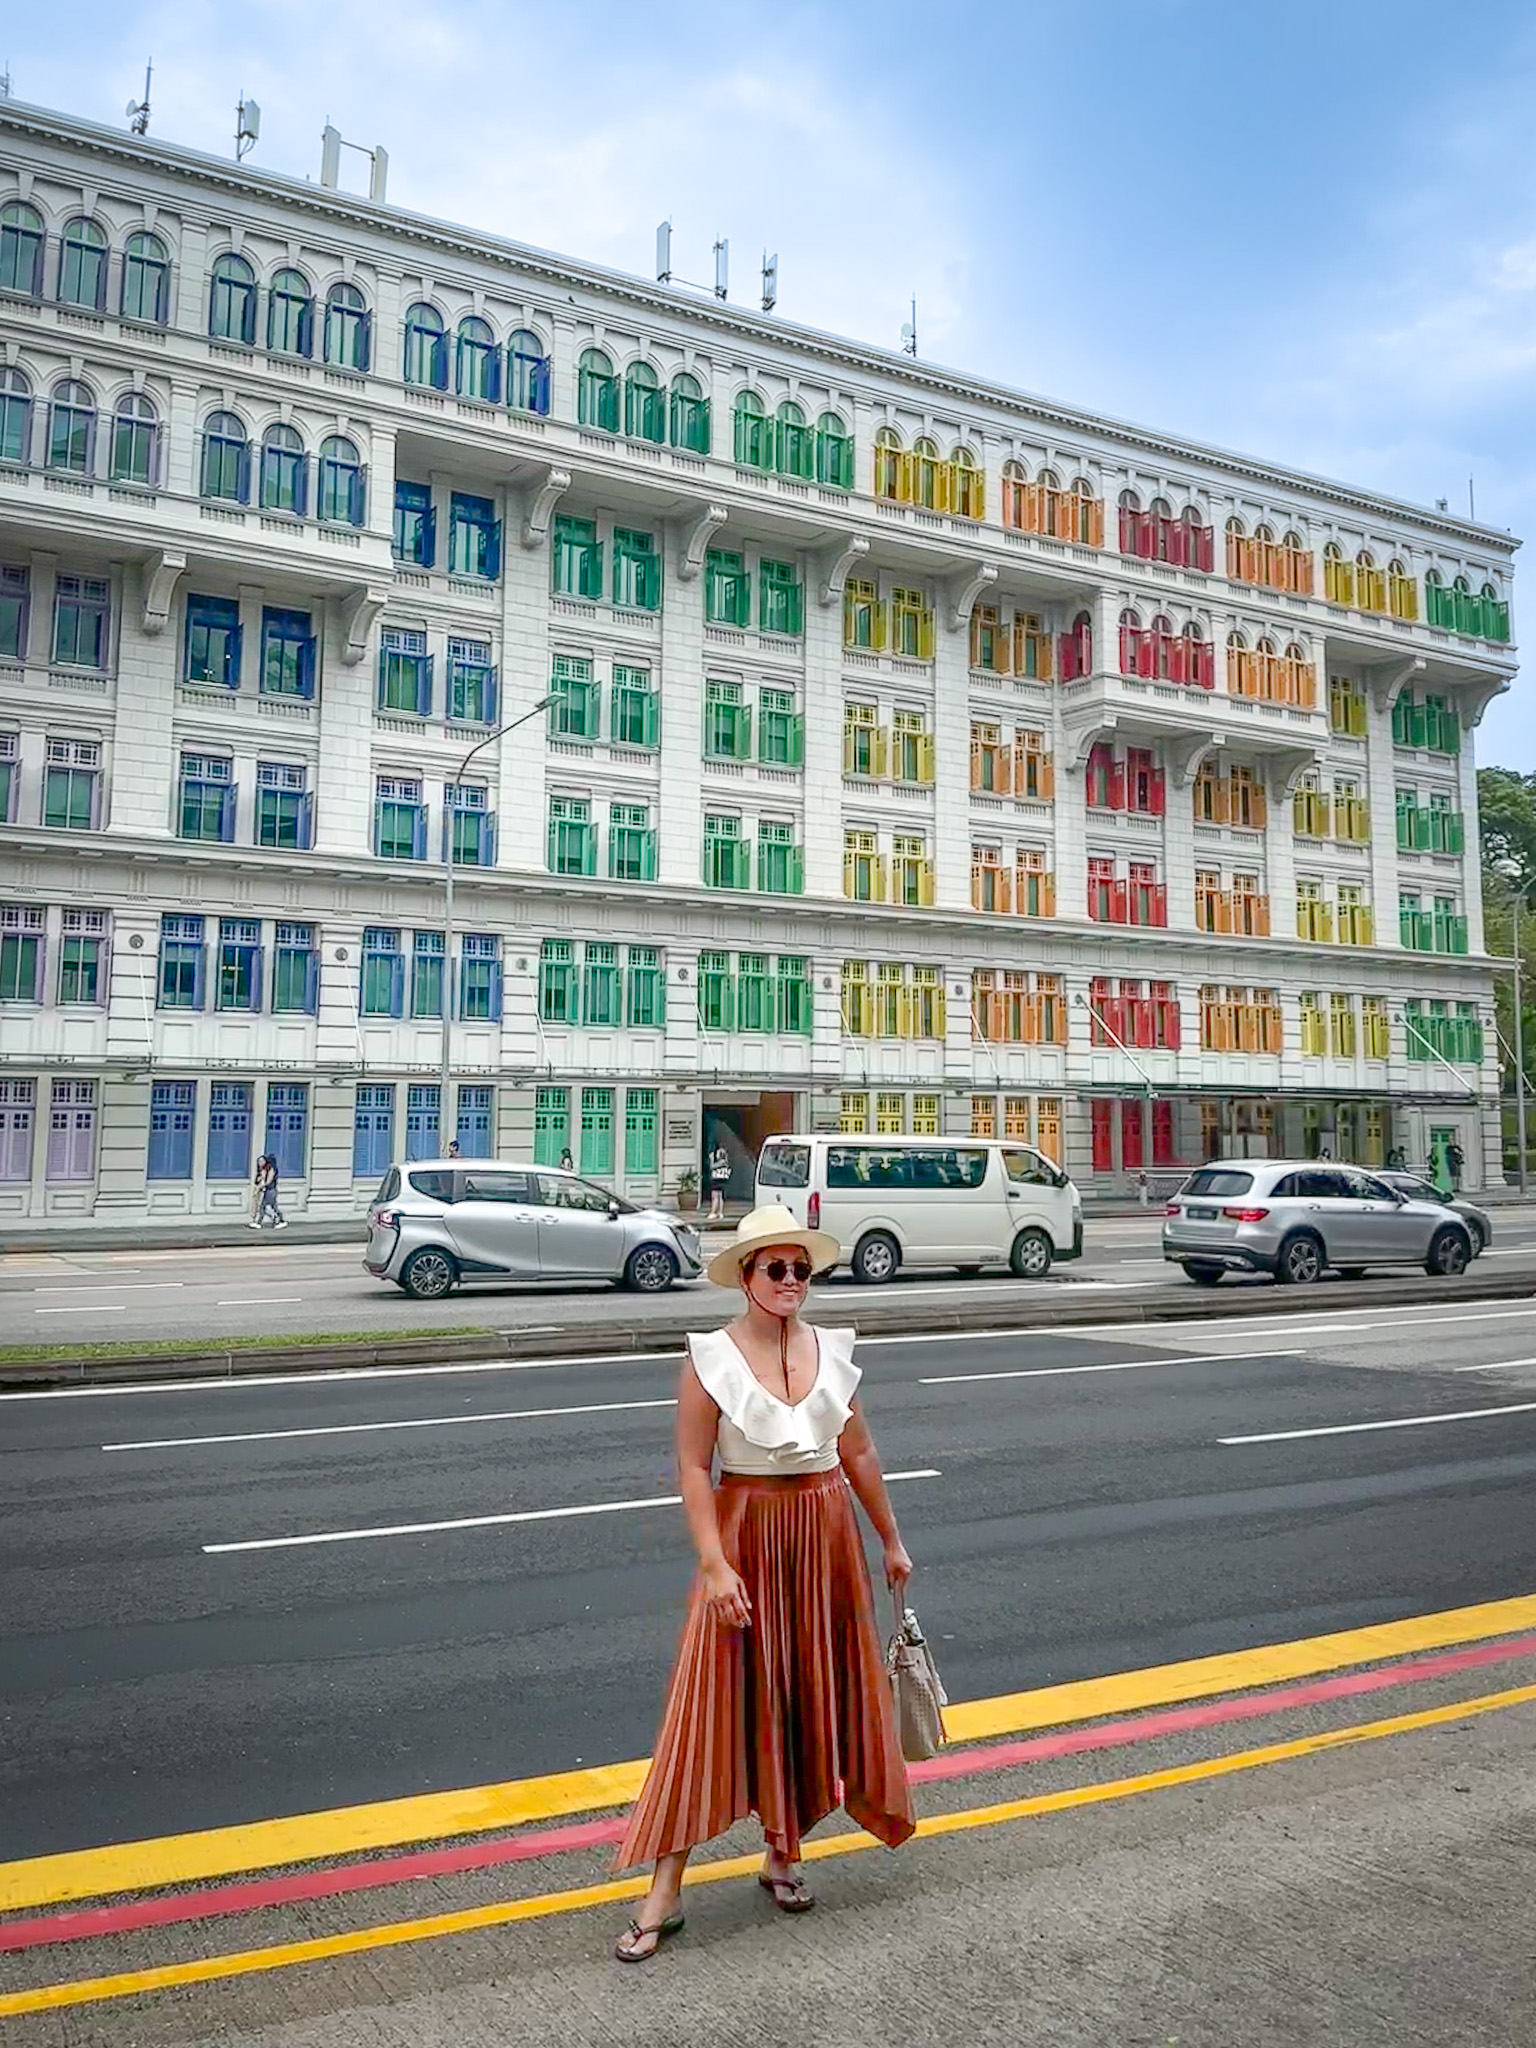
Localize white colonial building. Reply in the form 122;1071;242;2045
0;96;1516;1227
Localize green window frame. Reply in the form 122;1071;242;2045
626;945;665;1028
0;928;41;1002
612;527;661;611
698;950;734;1031
756;819;803;894
669;374;710;454
409;932;444;1020
537;942;578;1025
534;1084;569;1165
757;687;803;766
703;548;751;626
582;941;620;1026
552;516;603;599
579;1086;614;1178
815;412;854;490
733;391;772;469
624;362;665;443
775;401;813;480
702;813;750;889
776;955;812;1034
609;801;656;882
703;678;751;760
577;349;618;433
549;654;600;739
759;560;803;637
624;1087;659;1176
547;796;597;876
737;953;773;1032
610;664;659;748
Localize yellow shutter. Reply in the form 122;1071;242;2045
969;737;983;790
873;726;889;778
918;732;935;783
919;859;935;907
842;848;856;898
874;853;889;902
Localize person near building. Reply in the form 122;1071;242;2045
1447;1140;1466;1192
706;1138;731;1223
446;1139;460;1159
612;1205;915;1962
1135;1169;1150;1208
257;1155;287;1230
1386;1146;1406;1171
559;1146;574;1172
248;1155;269;1229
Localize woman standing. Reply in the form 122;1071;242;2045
613;1204;915;1962
248;1155;269;1229
257;1154;287;1230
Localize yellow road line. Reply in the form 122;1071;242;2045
8;1587;1536;1914
4;1680;1533;2020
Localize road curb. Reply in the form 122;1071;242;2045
4;1271;1532;1389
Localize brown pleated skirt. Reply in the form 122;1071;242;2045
613;1468;915;1872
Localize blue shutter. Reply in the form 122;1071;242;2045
389;953;404;1018
372;796;383;853
236;442;252;504
433;333;449;390
411;806;426;860
482;666;499;725
303;947;319;1014
230;620;243;688
485;348;502;404
480;814;497;866
349;465;367;527
488;958;503;1021
219;785;236;842
191;941;207;1011
357;309;373;371
416;653;434;717
422;504;437;567
248;943;264;1012
295;453;310;520
484;521;503;581
531;356;551;414
440;810;452;862
297;636;317;699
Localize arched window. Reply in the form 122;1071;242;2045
267;267;313;356
259;423;307;515
324;282;370;371
1002;459;1027;529
624;360;664;442
951;446;983;520
317;433;363;526
1071;479;1101;547
507;328;550;414
1226;516;1246;534
0;366;33;466
670;371;709;454
1118;607;1143;676
1149;613;1175;680
815;409;851;488
1061;609;1093;679
0;200;45;298
1254;523;1274;542
776;399;812;479
47;379;96;475
109;391;158;486
912;436;941;509
200;410;250;502
578;347;618;431
733;388;771;468
1180;621;1209;690
121;230;170;324
403;303;447;390
1117;488;1143;554
1322;540;1353;606
1355;548;1386;613
874;426;906;501
57;218;108;310
456;316;499;402
209;252;257;345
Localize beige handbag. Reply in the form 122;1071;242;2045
885;1591;948;1762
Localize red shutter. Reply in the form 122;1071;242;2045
1119;620;1136;675
1118;505;1138;554
1109;760;1126;809
1111;878;1128;924
1152;1099;1175;1164
1152;883;1167;926
1162;998;1182;1050
1150;766;1166;815
1121;1101;1145;1169
1091;1100;1114;1173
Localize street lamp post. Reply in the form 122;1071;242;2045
440;695;551;1150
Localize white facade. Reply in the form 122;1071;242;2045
0;98;1517;1228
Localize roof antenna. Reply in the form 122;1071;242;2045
1469;475;1476;521
235;93;260;162
713;236;729;302
761;249;777;314
126;60;152;136
900;297;917;356
0;65;13;99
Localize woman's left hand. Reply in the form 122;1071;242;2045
883;1537;913;1594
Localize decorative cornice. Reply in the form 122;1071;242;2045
520;466;570;550
946;562;997;632
1368;655;1426;716
138;548;185;635
336;582;390;665
818;533;870;607
677;502;729;581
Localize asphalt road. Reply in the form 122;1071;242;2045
7;1287;1536;1863
6;1208;1536;1348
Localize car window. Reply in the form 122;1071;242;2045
407;1168;458;1202
537;1173;615;1212
1393;1175;1437;1203
458;1170;532;1205
1349;1170;1397;1201
1298;1169;1345;1199
1003;1148;1055;1187
909;1149;988;1189
828;1146;911;1190
758;1143;810;1189
1183;1169;1253;1197
375;1167;401;1203
1270;1174;1300;1198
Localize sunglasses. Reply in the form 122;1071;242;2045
757;1257;813;1284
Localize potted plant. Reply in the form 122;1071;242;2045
674;1168;699;1215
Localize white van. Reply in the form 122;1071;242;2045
755;1133;1083;1283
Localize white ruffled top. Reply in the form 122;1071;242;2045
687;1325;861;1475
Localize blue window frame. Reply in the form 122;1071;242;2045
410;931;445;1019
507;329;551;414
57;218;108;311
47;380;96;475
52;575;109;668
458;934;503;1022
158;915;206;1009
447;637;497;724
374;777;426;861
353;1083;394;1177
273;922;318;1012
446;782;495;866
0;367;32;466
378;627;432;715
393;481;435;565
403;303;447;389
456;1083;493;1154
0;564;28;660
110;394;159;486
405;1082;440;1162
259;426;307;515
257;761;312;850
360;927;403;1016
200;411;250;502
267;268;314;357
265;1083;309;1178
216;918;263;1011
206;1082;252;1180
185;593;241;687
448;492;501;580
261;607;316;697
317;435;365;526
121;231;169;325
456;316;500;401
148;1081;196;1180
209;254;257;343
178;753;234;842
324;284;371;371
0;201;46;300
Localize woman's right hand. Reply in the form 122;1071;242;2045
701;1557;751;1629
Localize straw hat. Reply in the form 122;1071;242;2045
705;1203;840;1290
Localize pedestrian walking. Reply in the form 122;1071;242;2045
1135;1169;1150;1208
257;1154;287;1230
1447;1140;1465;1192
612;1203;915;1963
248;1154;268;1228
706;1137;730;1223
559;1146;574;1172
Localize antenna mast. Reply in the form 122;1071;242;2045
235;94;261;161
126;62;152;134
900;297;917;356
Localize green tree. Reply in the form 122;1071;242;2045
1479;766;1536;1177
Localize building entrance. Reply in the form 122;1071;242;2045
702;1092;797;1202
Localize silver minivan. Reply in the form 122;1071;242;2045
364;1159;703;1297
1163;1158;1472;1285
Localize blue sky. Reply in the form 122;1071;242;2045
7;0;1535;763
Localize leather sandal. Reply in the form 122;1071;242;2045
614;1910;684;1963
758;1871;815;1913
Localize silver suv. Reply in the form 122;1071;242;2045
364;1159;703;1298
1163;1158;1473;1286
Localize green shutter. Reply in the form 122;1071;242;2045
624;1088;659;1175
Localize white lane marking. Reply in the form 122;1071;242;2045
922;1348;1304;1386
33;1305;128;1316
30;1282;187;1295
0;1352;686;1400
203;1470;940;1554
1452;1356;1536;1373
216;1297;304;1307
105;1396;680;1452
1221;1401;1536;1445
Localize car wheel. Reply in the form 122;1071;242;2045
1183;1263;1224;1287
1009;1228;1053;1279
1426;1228;1470;1278
1467;1222;1486;1257
624;1243;678;1293
1276;1233;1324;1286
1339;1268;1367;1281
399;1247;457;1300
851;1232;900;1285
